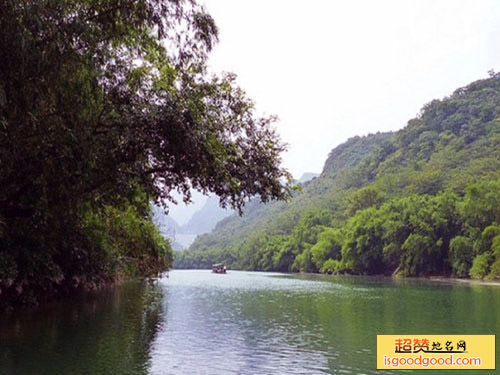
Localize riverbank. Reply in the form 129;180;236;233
426;276;500;287
297;271;500;287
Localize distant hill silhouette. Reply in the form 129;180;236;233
297;172;319;184
181;195;233;235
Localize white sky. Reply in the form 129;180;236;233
168;0;500;224
202;0;500;177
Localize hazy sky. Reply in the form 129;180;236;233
203;0;500;178
168;0;500;223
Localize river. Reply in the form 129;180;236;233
0;270;498;374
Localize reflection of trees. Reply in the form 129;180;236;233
3;274;499;375
0;281;165;375
224;275;500;375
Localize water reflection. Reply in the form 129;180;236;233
0;271;499;375
150;272;334;375
0;280;164;375
151;271;500;375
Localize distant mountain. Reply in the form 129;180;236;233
165;190;209;227
297;172;319;184
152;196;234;250
181;195;233;235
152;205;180;234
151;205;184;251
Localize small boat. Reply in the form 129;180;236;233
212;263;227;274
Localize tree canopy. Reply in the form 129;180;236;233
0;0;291;307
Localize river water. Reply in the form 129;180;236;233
0;270;498;374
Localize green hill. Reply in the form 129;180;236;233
175;74;500;279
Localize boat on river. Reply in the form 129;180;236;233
212;263;227;274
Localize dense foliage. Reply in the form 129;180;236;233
176;75;500;280
0;0;290;307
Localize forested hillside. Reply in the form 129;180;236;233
175;74;500;279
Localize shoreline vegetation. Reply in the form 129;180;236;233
176;74;500;282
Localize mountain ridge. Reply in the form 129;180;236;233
175;74;500;280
